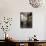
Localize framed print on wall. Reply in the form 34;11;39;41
20;12;32;28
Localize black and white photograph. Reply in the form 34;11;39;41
20;12;32;28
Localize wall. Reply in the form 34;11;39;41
0;0;46;40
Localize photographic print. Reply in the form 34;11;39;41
20;12;32;28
